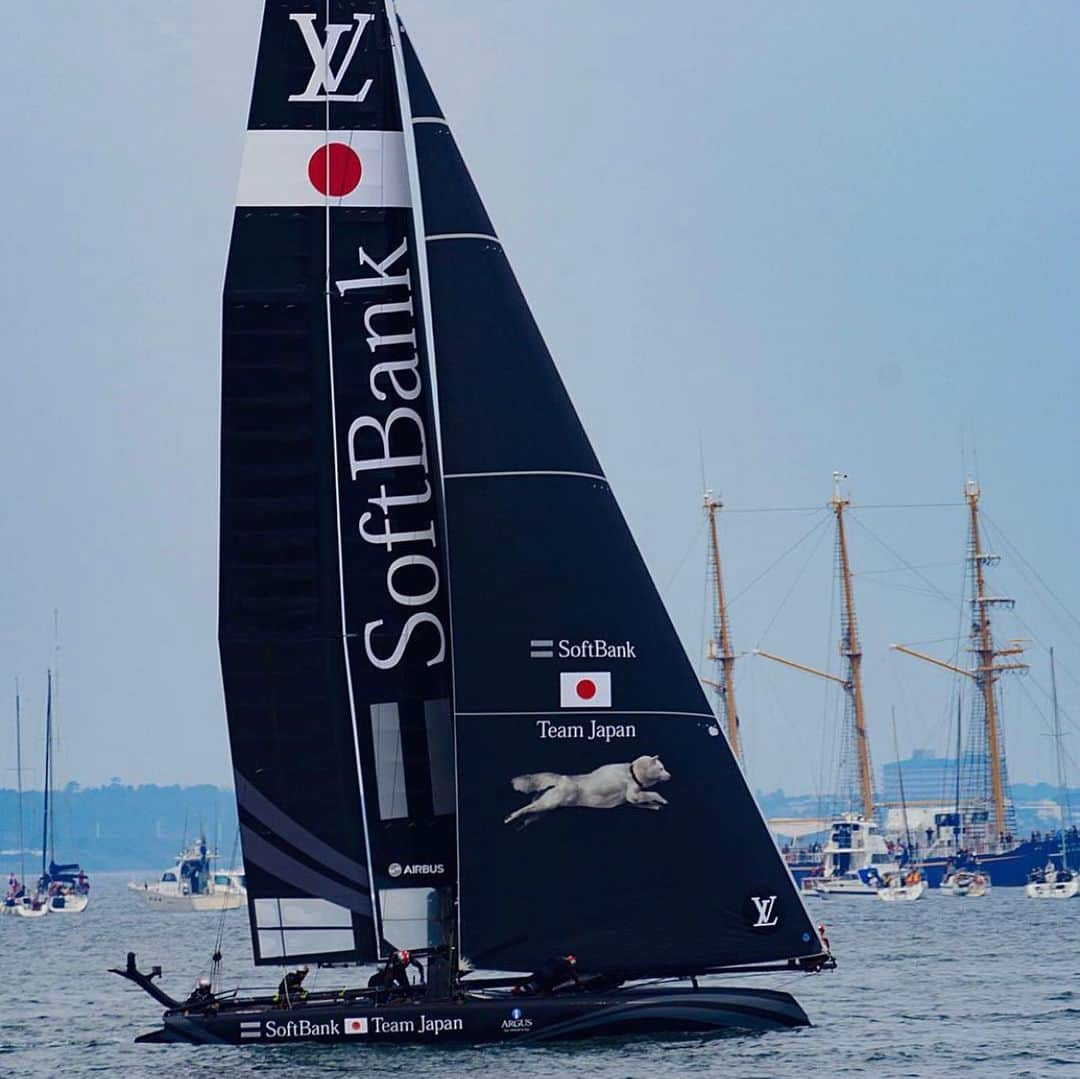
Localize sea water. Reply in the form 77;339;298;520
3;872;1079;1078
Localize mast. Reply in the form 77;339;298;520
755;472;874;819
832;473;874;820
703;492;741;762
891;479;1027;850
15;680;26;887
953;695;962;852
1050;647;1069;870
891;706;913;857
966;480;1010;845
41;670;53;880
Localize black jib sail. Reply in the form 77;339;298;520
220;0;455;966
399;24;824;975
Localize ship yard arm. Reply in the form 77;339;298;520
753;650;851;688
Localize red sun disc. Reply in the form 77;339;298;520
576;679;597;701
308;143;363;197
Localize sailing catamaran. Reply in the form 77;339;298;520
115;0;832;1044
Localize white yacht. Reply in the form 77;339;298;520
1025;859;1078;900
128;837;246;912
940;868;991;897
803;814;900;896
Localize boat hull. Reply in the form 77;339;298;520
49;893;89;913
127;882;244;912
1024;879;1079;899
136;987;810;1045
877;881;927;902
13;902;48;918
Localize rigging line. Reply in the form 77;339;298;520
856;577;956;601
846;502;964;510
1024;668;1080;740
753;517;831;649
719;502;964;515
815;538;841;818
728;510;829;609
855;561;964;576
847;512;956;607
893;635;965;648
982;512;1080;636
999;608;1080;706
717;506;822;514
662;518;707;592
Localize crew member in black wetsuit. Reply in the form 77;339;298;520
275;964;310;1006
513;954;581;996
368;949;425;999
185;976;215;1010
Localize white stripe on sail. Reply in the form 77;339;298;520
445;470;606;482
426;233;500;243
459;710;715;719
236;129;409;207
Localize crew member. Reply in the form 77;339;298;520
367;949;424;998
185;976;215;1009
513;954;581;996
275;964;310;1006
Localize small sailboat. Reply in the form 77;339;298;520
3;681;32;916
878;711;926;902
36;670;91;914
940;698;991;897
128;837;246;912
1025;649;1077;900
940;870;990;898
115;0;833;1044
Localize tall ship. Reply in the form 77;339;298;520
752;475;898;895
116;0;833;1045
891;480;1073;886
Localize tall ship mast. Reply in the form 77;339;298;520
893;479;1027;851
757;473;875;820
702;492;741;762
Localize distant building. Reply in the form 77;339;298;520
881;749;956;806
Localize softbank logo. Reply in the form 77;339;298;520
288;13;374;103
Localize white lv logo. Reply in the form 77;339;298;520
288;13;375;103
750;895;778;927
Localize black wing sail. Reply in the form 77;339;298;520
400;24;824;975
221;0;455;966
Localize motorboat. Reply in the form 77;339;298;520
128;838;246;912
803;815;900;896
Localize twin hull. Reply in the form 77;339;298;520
139;988;810;1045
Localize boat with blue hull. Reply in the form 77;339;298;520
117;0;833;1046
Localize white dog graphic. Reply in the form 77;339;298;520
504;755;671;824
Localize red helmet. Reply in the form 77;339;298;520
399;949;410;963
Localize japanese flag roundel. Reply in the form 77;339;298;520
344;1016;368;1035
560;672;612;708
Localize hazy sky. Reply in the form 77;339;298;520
1;2;1078;796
